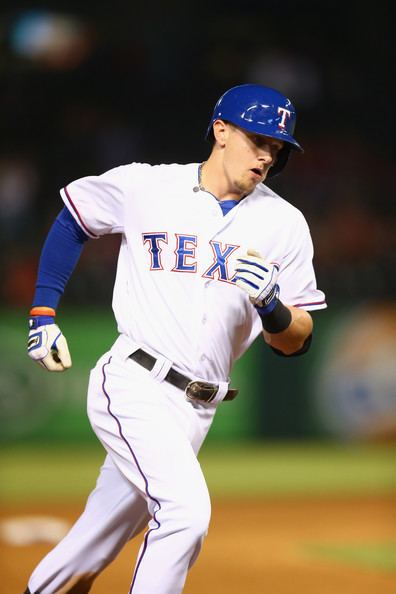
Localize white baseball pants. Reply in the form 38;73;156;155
27;337;216;594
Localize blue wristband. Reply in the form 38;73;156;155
28;316;56;330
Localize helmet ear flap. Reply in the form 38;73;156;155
266;146;291;178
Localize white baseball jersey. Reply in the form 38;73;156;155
60;162;326;382
29;162;326;594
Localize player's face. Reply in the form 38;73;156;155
215;121;284;195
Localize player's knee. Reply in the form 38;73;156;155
189;502;211;539
172;497;211;542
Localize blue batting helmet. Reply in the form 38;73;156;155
206;84;303;177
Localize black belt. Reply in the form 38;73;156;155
129;349;238;403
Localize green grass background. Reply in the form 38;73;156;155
1;441;396;573
306;543;396;573
1;441;395;502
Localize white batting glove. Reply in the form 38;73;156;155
28;321;72;372
234;249;280;312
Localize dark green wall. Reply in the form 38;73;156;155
0;307;334;443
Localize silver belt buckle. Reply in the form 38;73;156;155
185;380;219;403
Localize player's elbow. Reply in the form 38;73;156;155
270;333;313;357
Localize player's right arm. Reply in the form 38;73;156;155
234;247;320;357
27;207;89;371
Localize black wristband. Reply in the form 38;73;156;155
270;333;312;357
255;299;292;334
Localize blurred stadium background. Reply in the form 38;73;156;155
0;2;395;593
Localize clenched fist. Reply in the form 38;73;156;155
234;249;280;313
28;319;72;371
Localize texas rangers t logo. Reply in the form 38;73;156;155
277;106;291;129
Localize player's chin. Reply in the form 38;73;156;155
235;179;253;195
237;173;263;193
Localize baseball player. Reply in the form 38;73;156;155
24;83;326;594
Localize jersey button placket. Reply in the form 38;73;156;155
194;276;210;372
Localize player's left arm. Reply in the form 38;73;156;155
234;249;313;356
261;305;313;356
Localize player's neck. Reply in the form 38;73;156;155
199;156;246;202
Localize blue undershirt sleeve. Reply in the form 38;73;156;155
32;207;89;309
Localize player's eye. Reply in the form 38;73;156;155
272;143;282;155
248;134;263;147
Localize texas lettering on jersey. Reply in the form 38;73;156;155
142;232;240;283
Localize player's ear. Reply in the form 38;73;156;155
212;119;228;148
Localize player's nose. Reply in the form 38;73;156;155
257;146;274;166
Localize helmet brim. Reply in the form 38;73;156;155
206;119;303;154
